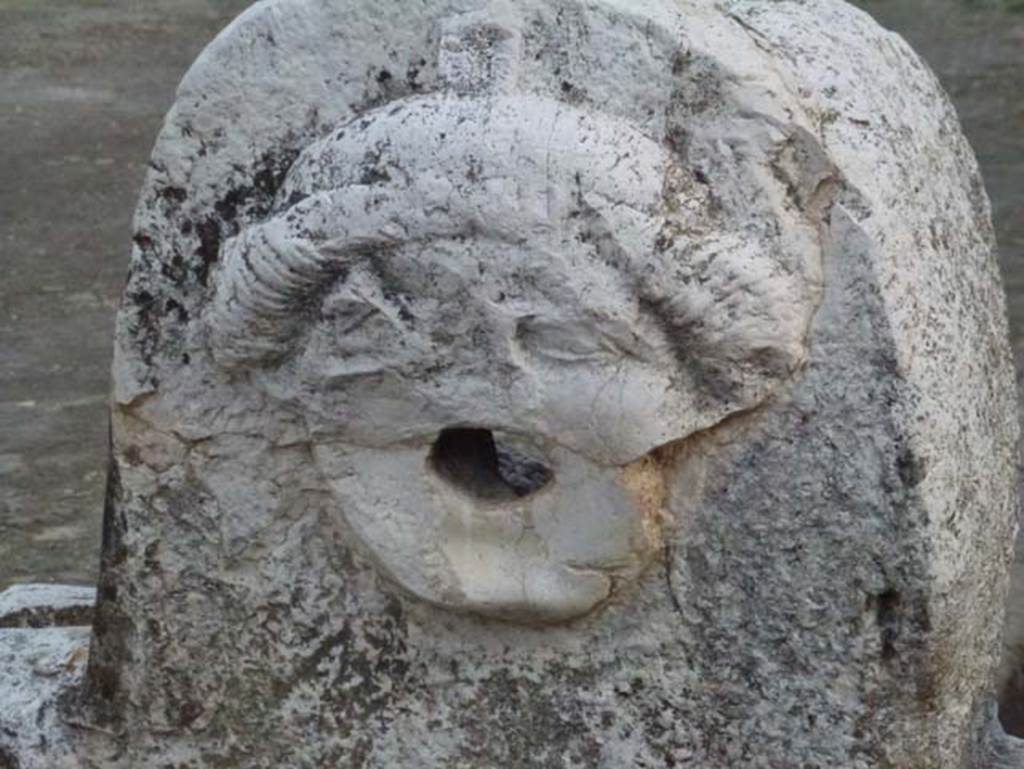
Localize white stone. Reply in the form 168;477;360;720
0;627;90;769
3;0;1021;766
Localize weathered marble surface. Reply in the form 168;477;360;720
0;583;93;769
0;585;94;769
0;627;91;769
2;0;1022;766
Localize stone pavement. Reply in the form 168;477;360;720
0;0;250;589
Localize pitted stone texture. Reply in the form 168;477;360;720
6;0;1012;767
0;627;90;769
0;586;95;769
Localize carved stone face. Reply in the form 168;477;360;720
205;45;819;623
294;231;680;623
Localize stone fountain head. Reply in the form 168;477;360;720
201;22;820;621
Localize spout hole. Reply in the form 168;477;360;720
429;427;553;501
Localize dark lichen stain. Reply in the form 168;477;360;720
558;79;587;105
127;288;161;366
406;57;427;92
665;124;690;156
213;186;251;223
331;605;409;715
671;50;691;76
359;144;393;185
254;150;298;200
125;143;312;369
161;256;188;285
455;666;604;767
267;597;412;746
164;301;189;325
465;156;483;183
875;589;902;661
205;147;302;258
159;186;187;206
637;695;694;767
143;541;160;571
285;190;309;208
896;447;928;489
0;745;20;769
654;232;675;253
194;219;221;286
177;700;204;730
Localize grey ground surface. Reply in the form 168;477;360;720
0;0;250;588
0;0;1021;590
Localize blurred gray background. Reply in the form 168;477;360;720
0;0;1021;589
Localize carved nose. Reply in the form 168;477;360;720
428;427;553;501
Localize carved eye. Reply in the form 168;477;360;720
514;316;623;364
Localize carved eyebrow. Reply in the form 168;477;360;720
206;187;463;369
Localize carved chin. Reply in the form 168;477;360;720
313;428;664;623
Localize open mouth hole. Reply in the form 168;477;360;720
429;427;553;501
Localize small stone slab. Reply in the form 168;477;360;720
0;626;91;769
0;584;96;629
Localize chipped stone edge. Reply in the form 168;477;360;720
0;584;97;768
0;628;92;769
